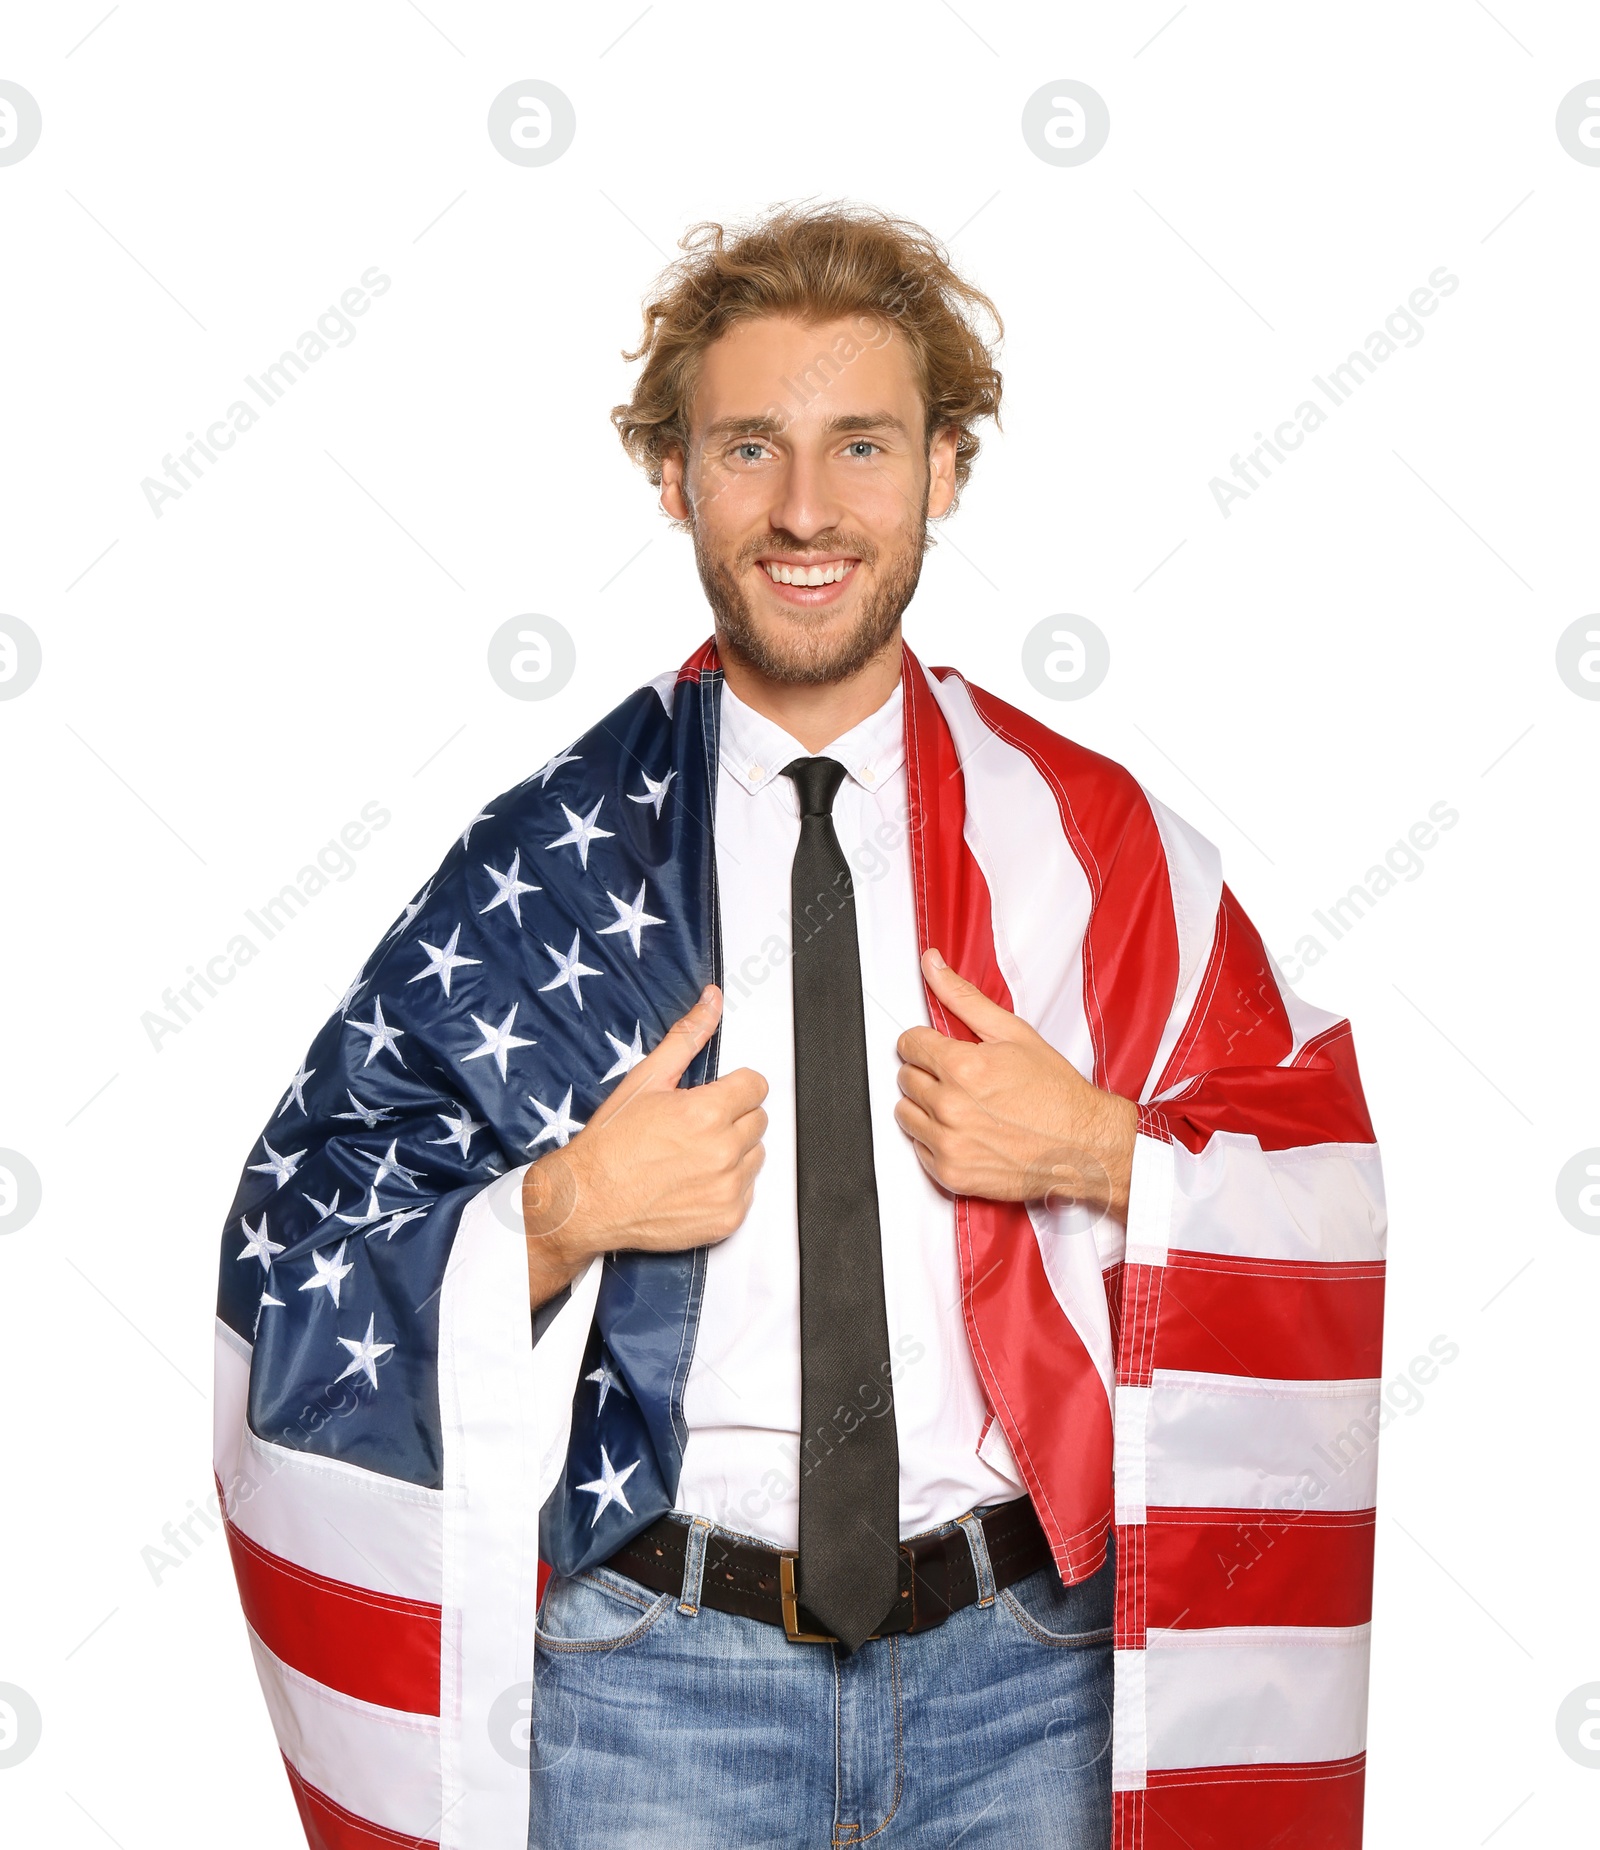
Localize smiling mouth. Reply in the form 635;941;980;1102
758;558;859;587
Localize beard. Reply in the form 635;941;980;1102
689;485;930;687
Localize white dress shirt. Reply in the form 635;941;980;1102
672;677;1025;1547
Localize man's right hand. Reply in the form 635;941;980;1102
521;985;768;1311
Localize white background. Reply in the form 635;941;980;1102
1;2;1596;1844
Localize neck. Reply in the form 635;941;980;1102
716;629;903;752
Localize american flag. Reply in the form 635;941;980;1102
215;640;1385;1850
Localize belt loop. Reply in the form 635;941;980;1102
956;1509;997;1607
678;1517;712;1616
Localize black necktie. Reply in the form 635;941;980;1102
781;755;900;1651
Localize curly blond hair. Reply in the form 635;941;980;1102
611;202;1003;506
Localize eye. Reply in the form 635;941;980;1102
844;440;880;458
732;442;768;463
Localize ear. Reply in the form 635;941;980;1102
925;424;959;519
659;444;690;522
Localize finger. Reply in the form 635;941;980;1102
702;1065;769;1116
895;1062;945;1117
921;948;1025;1045
630;987;724;1095
728;1103;768;1154
893;1096;940;1148
896;1025;956;1078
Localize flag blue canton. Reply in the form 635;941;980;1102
217;673;723;1544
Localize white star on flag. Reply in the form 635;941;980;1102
303;1189;341;1223
253;1290;284;1337
372;1205;429;1242
531;745;581;787
360;1139;424;1190
546;797;614;870
598;882;664;957
540;931;603;1009
298;1240;354;1308
480;850;541;927
528;1086;585;1149
461;1002;536;1081
460;809;494;850
586;1359;630;1412
335;1313;395;1390
628;768;676;818
334;1090;395;1129
577;1446;640;1526
249;1137;306;1189
237;1213;284;1270
349;998;406;1067
600;1022;645;1081
385;883;433;941
335;1189;389;1231
335;967;367;1016
409;924;481;999
429;1106;486;1158
277;1061;316;1116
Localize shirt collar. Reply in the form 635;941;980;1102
718;677;906;798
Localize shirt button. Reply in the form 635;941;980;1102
860;765;876;784
748;763;764;782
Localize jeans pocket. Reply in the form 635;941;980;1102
997;1561;1115;1648
536;1566;673;1654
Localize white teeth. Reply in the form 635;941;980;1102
763;561;854;586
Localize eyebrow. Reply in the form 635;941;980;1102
700;411;912;443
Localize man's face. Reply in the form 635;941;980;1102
660;314;958;685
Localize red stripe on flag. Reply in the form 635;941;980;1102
226;1519;441;1717
950;673;1181;1100
676;636;721;681
905;652;1114;1581
1154;1251;1385;1380
1130;1751;1366;1849
1144;1506;1375;1632
283;1757;439;1850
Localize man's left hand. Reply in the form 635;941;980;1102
894;948;1139;1222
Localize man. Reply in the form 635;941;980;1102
214;205;1385;1850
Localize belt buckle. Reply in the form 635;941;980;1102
778;1554;836;1643
778;1550;915;1644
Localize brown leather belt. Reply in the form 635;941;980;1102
602;1495;1052;1644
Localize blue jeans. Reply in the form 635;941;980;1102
529;1509;1114;1848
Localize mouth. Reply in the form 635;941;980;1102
753;555;861;607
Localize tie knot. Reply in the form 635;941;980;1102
781;756;848;818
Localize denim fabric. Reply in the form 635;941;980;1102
529;1513;1114;1848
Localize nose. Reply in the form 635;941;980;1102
766;446;844;546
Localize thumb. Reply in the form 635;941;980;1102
921;949;1025;1044
623;985;723;1098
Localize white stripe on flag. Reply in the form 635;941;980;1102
1145;1369;1381;1513
1163;1132;1387;1265
248;1629;445;1839
1141;1622;1372;1770
437;1167;603;1850
214;1321;444;1604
